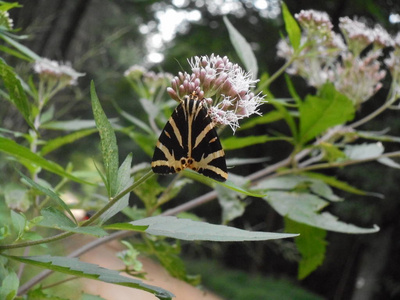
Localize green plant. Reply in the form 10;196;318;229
1;2;399;299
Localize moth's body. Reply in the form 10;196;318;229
151;93;228;182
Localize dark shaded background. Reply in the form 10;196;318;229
4;1;400;299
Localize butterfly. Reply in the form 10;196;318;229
151;92;228;182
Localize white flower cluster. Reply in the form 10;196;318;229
167;54;264;132
277;10;398;107
33;58;84;86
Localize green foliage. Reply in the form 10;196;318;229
0;268;19;300
17;170;77;222
224;16;258;76
285;218;327;279
5;254;174;300
0;58;34;129
90;81;119;198
38;207;108;237
281;2;301;50
299;83;355;144
0;1;399;299
131;216;298;241
0;136;90;184
222;135;288;150
188;259;324;300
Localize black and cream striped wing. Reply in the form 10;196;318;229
151;96;227;182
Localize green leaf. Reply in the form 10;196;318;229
4;183;30;212
0;33;40;61
221;135;286;150
0;58;34;129
238;110;283;130
17;170;76;223
41;119;100;131
223;16;258;77
38;207;108;237
0;44;31;61
302;172;381;197
133;169;165;210
103;223;148;231
0;137;92;185
264;191;379;234
285;218;327;279
216;184;246;224
299;83;355;144
4;254;174;300
253;175;342;201
378;156;400;169
117;241;143;271
0;269;19;300
356;130;400;143
91;81;119;197
131;216;298;241
129;131;156;157
226;157;270;167
281;2;301;50
118;109;153;135
284;73;302;105
319;142;347;162
10;210;26;240
99;153;134;224
344;142;384;160
40;128;98;156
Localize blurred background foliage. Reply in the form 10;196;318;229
2;0;400;299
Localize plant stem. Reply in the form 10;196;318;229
256;54;298;93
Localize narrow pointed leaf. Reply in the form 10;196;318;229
281;2;301;50
0;33;40;60
222;135;287;150
4;255;174;300
378;156;400;169
226;157;270;166
103;222;147;231
40;129;98;155
131;216;298;241
0;137;92;185
42;119;100;131
91;81;119;197
265;191;379;234
303;172;382;197
224;16;258;77
238;110;284;130
0;58;34;129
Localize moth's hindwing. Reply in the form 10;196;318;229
151;96;227;181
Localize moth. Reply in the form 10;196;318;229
151;93;228;182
